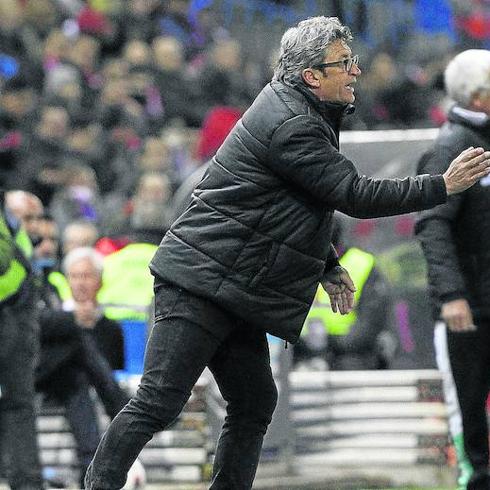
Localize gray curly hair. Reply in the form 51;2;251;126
273;16;352;86
444;49;490;107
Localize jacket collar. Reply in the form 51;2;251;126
270;80;353;134
448;105;490;130
292;81;355;121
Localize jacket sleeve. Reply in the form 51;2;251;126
39;310;82;341
325;243;340;272
415;146;467;303
268;115;447;217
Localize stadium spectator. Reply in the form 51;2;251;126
62;219;99;255
36;245;130;488
0;75;37;189
49;161;102;232
416;49;490;490
128;172;173;238
151;35;200;127
5;190;127;487
24;103;72;205
195;37;253;118
0;190;43;490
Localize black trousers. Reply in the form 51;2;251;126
447;320;490;490
85;281;278;490
0;298;43;490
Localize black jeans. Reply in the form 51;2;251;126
0;297;43;490
85;281;278;490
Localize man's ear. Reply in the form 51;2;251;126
302;68;322;89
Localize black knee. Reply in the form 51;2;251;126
260;380;278;424
127;383;189;431
225;377;278;430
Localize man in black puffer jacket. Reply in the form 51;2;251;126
86;18;490;490
416;49;490;490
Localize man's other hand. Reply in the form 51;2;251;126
443;146;490;195
321;265;356;315
441;298;476;332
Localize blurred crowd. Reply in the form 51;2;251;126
1;0;489;246
0;0;261;244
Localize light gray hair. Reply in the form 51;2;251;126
444;49;490;107
273;16;352;86
62;246;104;277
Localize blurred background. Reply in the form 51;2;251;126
1;0;489;488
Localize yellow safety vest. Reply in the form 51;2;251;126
0;212;32;302
303;247;375;336
48;270;72;301
97;243;158;321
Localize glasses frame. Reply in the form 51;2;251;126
312;54;360;73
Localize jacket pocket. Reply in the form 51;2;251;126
232;233;277;288
249;241;280;288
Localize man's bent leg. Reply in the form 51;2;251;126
208;326;278;490
85;284;226;490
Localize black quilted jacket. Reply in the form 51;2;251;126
150;81;446;342
416;106;490;321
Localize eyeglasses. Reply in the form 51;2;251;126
312;55;360;73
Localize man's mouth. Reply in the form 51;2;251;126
345;81;356;92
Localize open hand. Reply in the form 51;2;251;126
443;147;490;195
321;265;356;315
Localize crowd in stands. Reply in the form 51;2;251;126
2;0;490;484
0;0;488;244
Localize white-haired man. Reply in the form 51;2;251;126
416;49;490;490
87;18;490;490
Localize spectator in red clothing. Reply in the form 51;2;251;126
195;105;242;162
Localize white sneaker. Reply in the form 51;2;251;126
123;458;146;490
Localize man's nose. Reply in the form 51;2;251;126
351;63;361;76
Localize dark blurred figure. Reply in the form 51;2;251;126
0;189;43;490
6;191;128;487
49;161;103;232
157;0;213;60
37;245;129;488
416;49;490;490
23;103;71;205
62;220;99;255
119;0;160;43
194;38;253;121
0;75;37;189
151;35;200;127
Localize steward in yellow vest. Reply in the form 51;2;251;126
0;191;43;490
0;201;33;303
97;242;158;321
298;247;394;370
